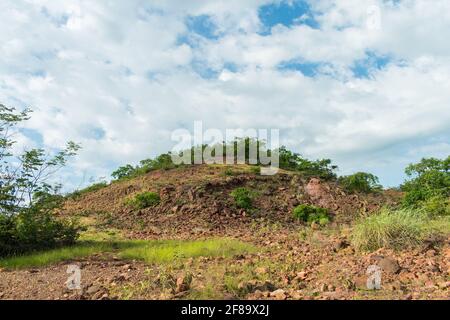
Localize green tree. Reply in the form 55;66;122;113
338;172;382;194
111;164;136;180
278;146;337;180
0;104;80;256
401;156;450;207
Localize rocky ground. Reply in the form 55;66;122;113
0;165;448;300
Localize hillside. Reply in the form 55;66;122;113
1;164;448;300
61;165;400;238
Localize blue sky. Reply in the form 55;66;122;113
1;0;449;190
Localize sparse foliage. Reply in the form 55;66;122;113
0;104;80;257
338;172;382;194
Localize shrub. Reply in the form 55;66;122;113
401;156;449;207
126;192;161;210
292;204;330;225
111;165;136;180
0;105;81;257
231;188;254;210
351;207;449;251
68;182;108;199
0;208;80;257
421;195;450;217
279;147;337;180
112;154;178;181
338;172;382;194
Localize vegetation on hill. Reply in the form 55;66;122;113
109;138;339;182
0;104;81;257
352;156;450;251
292;204;330;226
338;172;382;194
401;156;450;208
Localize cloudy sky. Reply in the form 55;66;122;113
1;0;449;189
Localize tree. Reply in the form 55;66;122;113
338;172;382;194
278;146;338;180
402;156;450;207
0;104;81;256
111;164;136;180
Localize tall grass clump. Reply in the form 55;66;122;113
351;207;449;251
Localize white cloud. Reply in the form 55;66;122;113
0;0;449;189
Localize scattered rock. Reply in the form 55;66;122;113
100;293;109;300
115;273;130;282
270;289;287;300
295;271;308;281
148;226;162;235
255;267;268;275
86;285;102;295
426;249;436;257
378;257;401;274
333;239;349;252
175;274;192;293
239;280;276;294
353;276;368;290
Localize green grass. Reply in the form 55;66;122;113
351;207;450;251
0;238;256;270
119;239;256;264
0;242;117;269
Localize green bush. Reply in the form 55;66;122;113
112;154;178;181
0;208;80;258
421;195;450;217
231;188;254;210
111;165;136;180
279;147;337;180
126;192;161;210
292;204;330;225
68;182;108;199
351;207;449;251
401;156;449;207
338;172;382;194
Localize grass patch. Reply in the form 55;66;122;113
0;237;256;270
0;242;117;269
119;239;256;264
351;207;450;251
